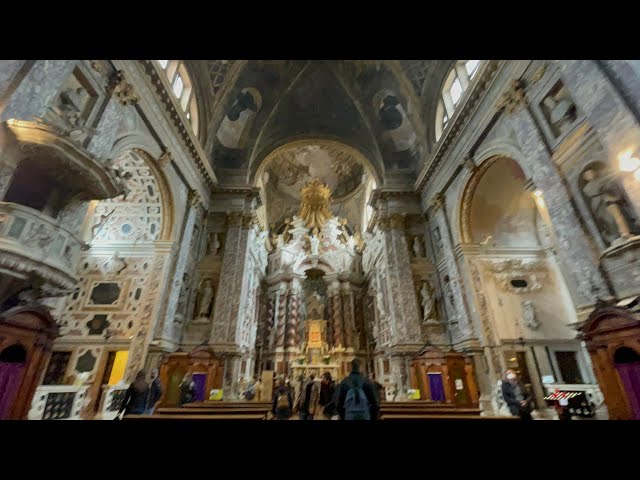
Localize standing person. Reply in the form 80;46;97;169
295;372;320;420
501;369;533;421
318;372;338;420
145;368;163;414
179;373;195;406
118;370;149;417
335;359;380;420
272;378;293;420
369;373;385;403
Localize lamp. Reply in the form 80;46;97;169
619;149;640;180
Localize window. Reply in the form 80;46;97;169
172;74;184;98
450;77;463;105
465;60;480;78
435;60;484;142
155;60;199;137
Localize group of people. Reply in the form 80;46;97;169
272;358;383;421
118;364;539;421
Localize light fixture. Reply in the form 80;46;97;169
533;190;543;198
619;149;640;172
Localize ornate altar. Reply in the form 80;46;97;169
289;294;352;383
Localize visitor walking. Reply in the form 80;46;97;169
335;359;380;420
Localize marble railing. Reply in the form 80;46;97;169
96;384;128;420
0;202;85;289
543;382;605;407
28;385;89;420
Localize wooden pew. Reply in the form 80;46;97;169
125;413;266;420
183;401;271;409
382;414;517;420
379;401;483;419
156;407;270;417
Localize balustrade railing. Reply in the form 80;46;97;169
28;385;89;420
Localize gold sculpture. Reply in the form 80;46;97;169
297;179;333;230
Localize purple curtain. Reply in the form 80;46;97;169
616;362;640;420
192;373;207;402
0;362;25;420
428;373;445;402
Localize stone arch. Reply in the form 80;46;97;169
86;148;174;243
458;154;539;247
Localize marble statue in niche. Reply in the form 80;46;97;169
207;233;221;256
195;279;214;321
540;82;578;138
413;236;425;258
442;275;458;321
521;300;540;330
420;281;436;322
580;164;636;246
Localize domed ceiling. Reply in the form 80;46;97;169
263;143;364;203
259;140;371;230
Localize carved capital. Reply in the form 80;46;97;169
429;192;445;211
110;70;139;106
157;149;172;168
496;79;527;114
188;189;202;209
378;213;406;231
226;211;255;228
462;155;476;172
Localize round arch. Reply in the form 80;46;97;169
87;146;175;242
253;138;382;190
457;153;536;245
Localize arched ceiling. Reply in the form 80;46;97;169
188;60;453;186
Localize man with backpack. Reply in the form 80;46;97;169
335;358;380;420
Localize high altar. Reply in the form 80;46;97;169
290;295;353;383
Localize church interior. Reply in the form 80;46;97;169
1;59;640;421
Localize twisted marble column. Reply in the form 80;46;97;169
275;292;287;348
354;293;365;349
343;292;354;348
326;297;334;347
332;294;344;347
287;292;300;348
264;295;276;348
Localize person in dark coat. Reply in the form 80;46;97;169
119;370;149;417
179;373;195;406
369;373;385;403
272;378;293;420
319;372;338;420
145;368;163;414
501;369;533;420
334;359;380;420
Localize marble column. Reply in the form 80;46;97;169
378;214;428;347
501;81;611;305
427;198;475;344
154;191;202;345
326;292;335;347
331;287;344;348
209;213;254;345
286;288;300;349
342;287;354;348
557;60;640;215
275;290;287;349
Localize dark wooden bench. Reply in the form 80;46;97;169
381;414;516;420
183;401;272;409
156;407;270;417
125;413;266;420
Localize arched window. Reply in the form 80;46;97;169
435;60;483;142
155;60;199;137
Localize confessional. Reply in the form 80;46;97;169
409;347;479;407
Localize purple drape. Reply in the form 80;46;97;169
428;373;445;402
192;373;207;402
616;362;640;420
0;362;25;420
